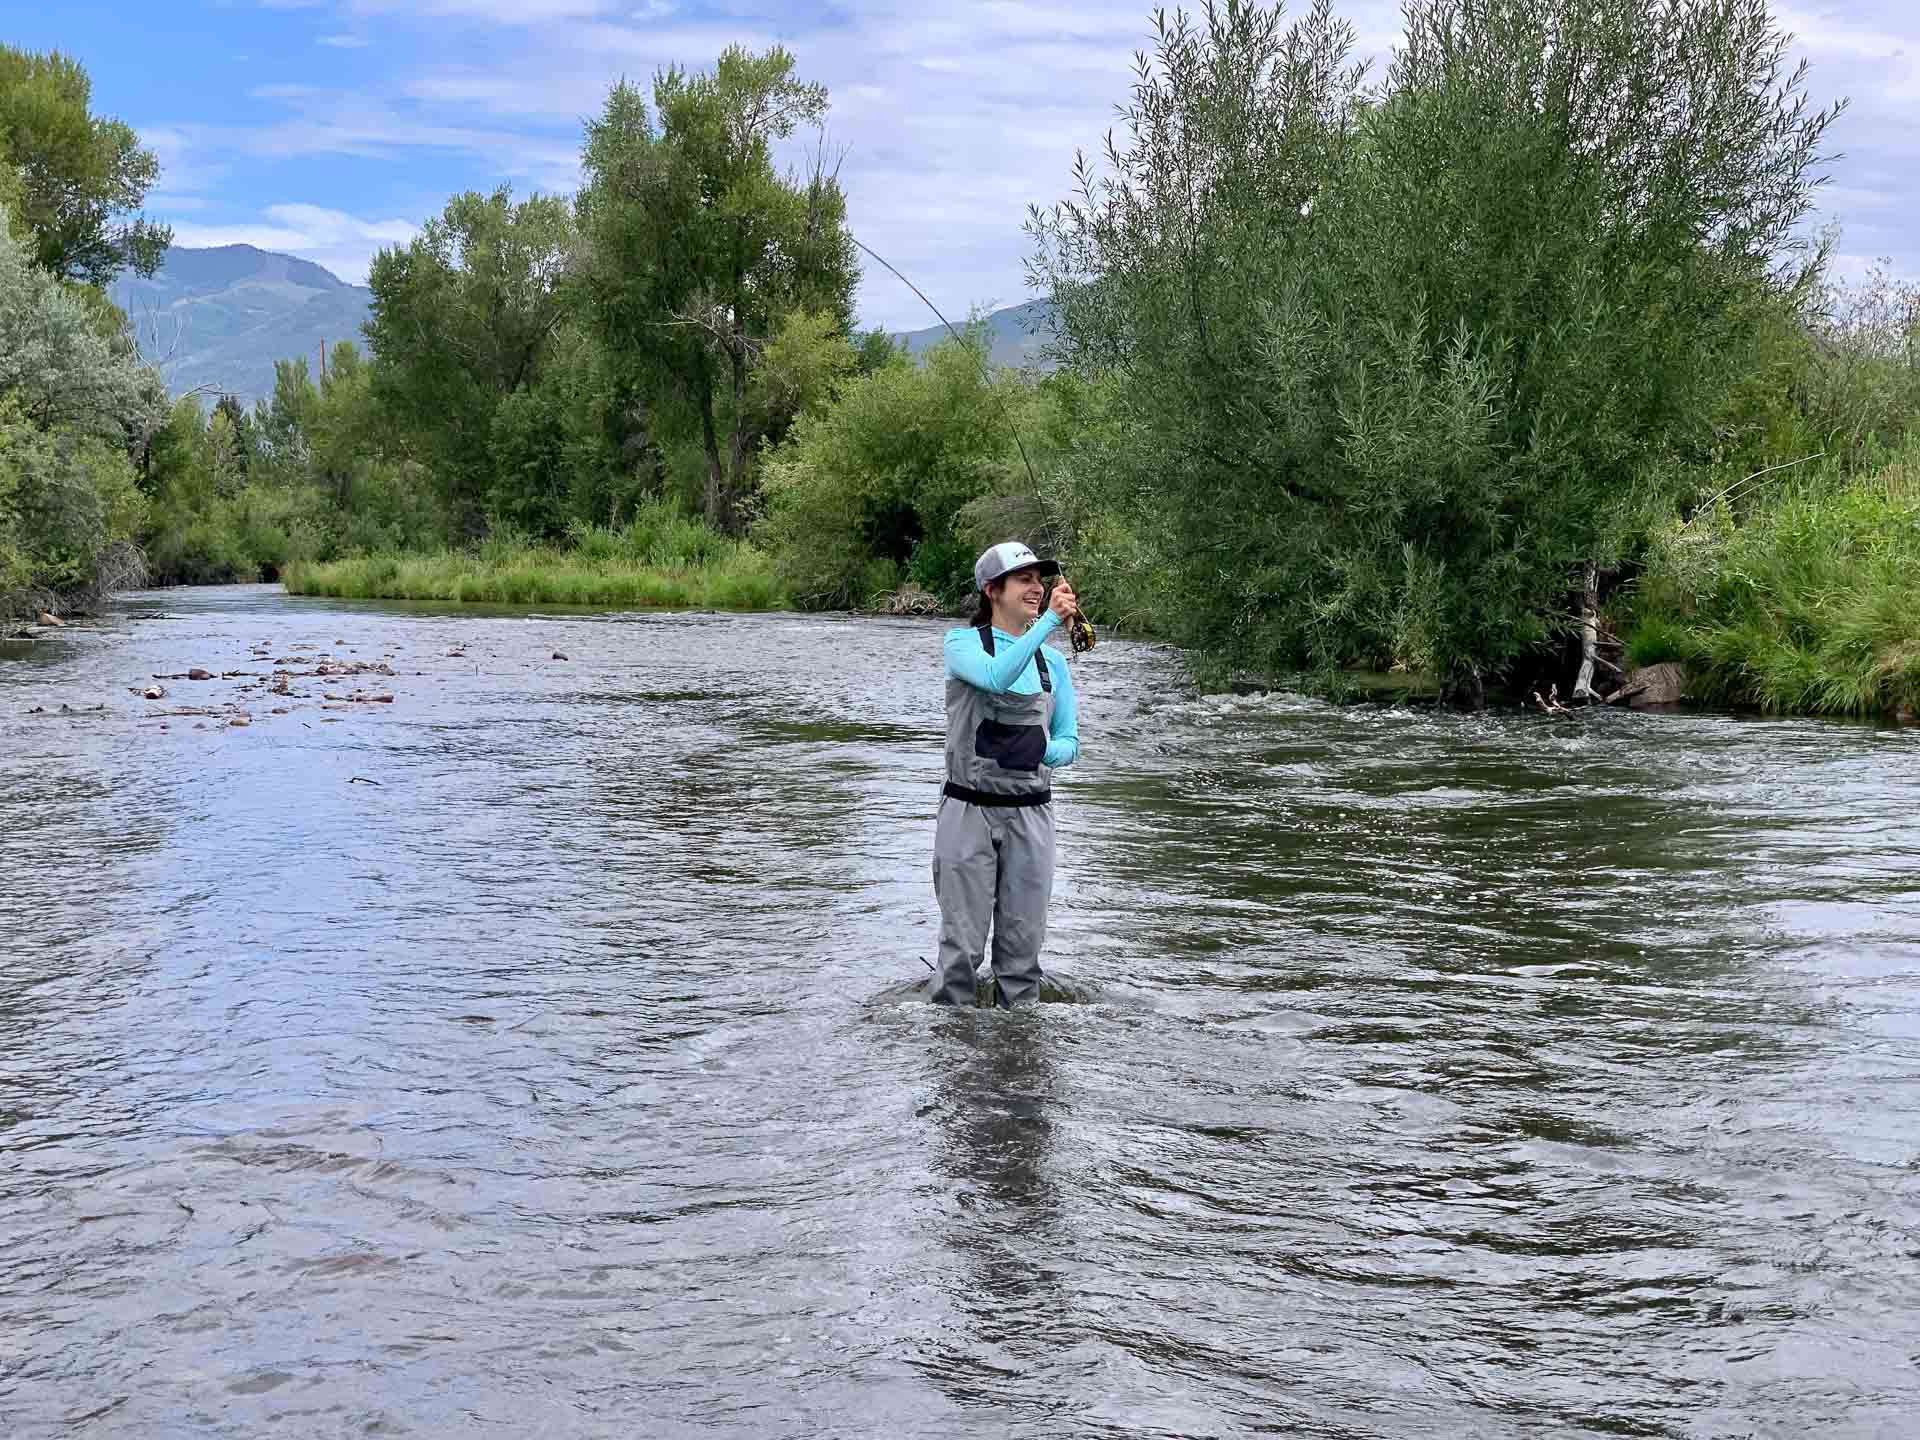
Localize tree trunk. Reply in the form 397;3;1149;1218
725;310;748;537
1572;560;1600;703
694;363;725;529
721;252;749;538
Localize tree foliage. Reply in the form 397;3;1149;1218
0;45;170;285
0;206;153;612
758;335;1053;608
0;199;158;441
578;47;859;532
363;186;582;533
1029;0;1843;698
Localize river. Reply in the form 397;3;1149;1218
3;583;1917;1438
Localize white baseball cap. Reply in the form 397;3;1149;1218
973;540;1060;591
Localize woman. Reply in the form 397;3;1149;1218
930;540;1081;1008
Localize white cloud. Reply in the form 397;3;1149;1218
168;204;420;283
192;0;1920;326
318;33;371;47
346;0;617;21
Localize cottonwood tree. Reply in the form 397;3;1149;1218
0;46;170;285
577;48;859;534
364;187;578;532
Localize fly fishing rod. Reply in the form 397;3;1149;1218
852;235;1096;654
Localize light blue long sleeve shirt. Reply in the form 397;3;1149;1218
944;611;1081;769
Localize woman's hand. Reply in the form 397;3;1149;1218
1048;578;1078;621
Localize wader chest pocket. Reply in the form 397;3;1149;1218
974;718;1046;772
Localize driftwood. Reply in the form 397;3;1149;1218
870;584;946;617
1532;684;1577;718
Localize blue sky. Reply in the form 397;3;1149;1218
8;1;1916;330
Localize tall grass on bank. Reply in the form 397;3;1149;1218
1630;452;1920;717
283;503;786;611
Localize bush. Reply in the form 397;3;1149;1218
907;536;975;609
0;405;145;594
758;337;1039;609
1623;616;1688;668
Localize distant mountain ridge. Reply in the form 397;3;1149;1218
109;244;374;408
113;243;1055;408
891;297;1056;369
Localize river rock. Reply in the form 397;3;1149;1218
1619;662;1687;709
187;667;212;680
37;611;63;627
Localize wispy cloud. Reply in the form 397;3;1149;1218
158;0;1915;317
345;0;619;22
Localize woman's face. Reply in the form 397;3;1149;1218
992;566;1046;627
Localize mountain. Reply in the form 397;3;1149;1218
109;245;373;409
891;298;1057;369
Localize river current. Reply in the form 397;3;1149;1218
3;584;1917;1438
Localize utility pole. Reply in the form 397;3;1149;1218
320;337;327;381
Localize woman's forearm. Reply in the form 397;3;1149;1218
944;611;1062;693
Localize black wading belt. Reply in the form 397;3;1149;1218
943;782;1052;808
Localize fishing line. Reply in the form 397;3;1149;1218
852;235;1096;653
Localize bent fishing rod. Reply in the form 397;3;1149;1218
852;235;1096;655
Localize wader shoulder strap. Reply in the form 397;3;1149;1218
976;625;1051;693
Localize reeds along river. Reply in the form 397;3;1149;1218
3;583;1918;1438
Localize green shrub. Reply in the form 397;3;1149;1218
758;337;1037;610
1630;448;1920;715
1625;617;1688;668
0;407;145;594
907;536;975;608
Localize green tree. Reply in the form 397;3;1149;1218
254;357;322;470
363;186;577;533
0;46;170;285
211;394;256;480
578;49;859;533
1029;0;1842;701
0;201;156;442
758;335;1038;608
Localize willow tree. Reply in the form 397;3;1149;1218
1029;0;1842;702
577;48;859;533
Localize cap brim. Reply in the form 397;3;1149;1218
999;559;1060;579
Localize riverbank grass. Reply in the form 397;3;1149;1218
1630;454;1920;718
283;506;786;611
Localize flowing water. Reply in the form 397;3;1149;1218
3;584;1918;1439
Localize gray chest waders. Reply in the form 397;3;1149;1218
930;626;1058;1008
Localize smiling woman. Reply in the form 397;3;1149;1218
929;539;1083;1008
